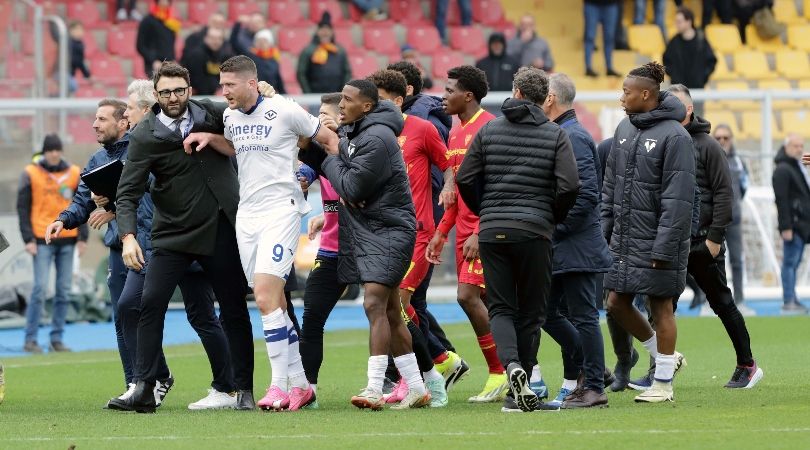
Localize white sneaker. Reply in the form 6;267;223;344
634;380;674;403
188;388;237;410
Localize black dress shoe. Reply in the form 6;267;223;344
610;348;640;392
603;367;616;389
606;69;621;77
108;380;157;413
585;68;598;77
236;390;255;410
561;388;608;409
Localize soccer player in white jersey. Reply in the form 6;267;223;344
187;55;338;411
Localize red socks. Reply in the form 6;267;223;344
477;333;504;374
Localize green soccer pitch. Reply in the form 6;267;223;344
1;317;809;449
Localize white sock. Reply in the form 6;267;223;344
422;367;443;383
394;353;426;395
367;355;388;393
530;364;542;383
654;353;676;382
642;332;658;359
561;378;578;391
285;313;309;390
262;309;289;391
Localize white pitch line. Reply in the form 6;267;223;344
3;428;810;442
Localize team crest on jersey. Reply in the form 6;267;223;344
398;136;407;149
264;110;277;121
644;139;657;152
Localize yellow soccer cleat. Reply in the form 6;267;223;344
435;351;470;391
468;372;509;403
0;362;5;405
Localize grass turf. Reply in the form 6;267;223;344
0;316;809;449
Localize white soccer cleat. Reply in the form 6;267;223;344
188;388;237;410
634;380;674;403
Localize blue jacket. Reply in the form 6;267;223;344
552;111;611;275
58;133;154;256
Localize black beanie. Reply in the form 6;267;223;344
41;133;63;153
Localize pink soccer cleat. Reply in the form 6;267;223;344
383;378;408;404
257;386;290;411
287;385;316;411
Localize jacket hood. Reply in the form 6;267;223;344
488;32;507;58
684;114;712;136
501;98;549;126
628;91;687;129
403;94;452;129
774;145;793;165
350;100;404;136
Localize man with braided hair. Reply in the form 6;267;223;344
602;62;694;403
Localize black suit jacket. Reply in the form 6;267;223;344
116;99;238;256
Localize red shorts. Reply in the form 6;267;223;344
455;238;485;288
399;234;432;291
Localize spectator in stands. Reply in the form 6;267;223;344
233;13;266;55
388;60;452;143
136;0;180;78
663;7;717;92
401;44;433;91
701;0;733;28
352;0;387;20
182;27;234;96
116;0;142;22
733;0;774;43
584;0;620;78
230;29;285;94
634;0;668;40
714;123;750;313
435;0;472;42
182;13;229;62
477;32;519;92
297;12;351;94
772;133;810;314
17;134;88;354
506;15;554;72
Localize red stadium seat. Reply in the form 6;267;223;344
472;0;509;26
187;1;221;25
268;1;306;26
68;114;98;144
431;51;464;78
350;53;380;78
389;0;429;24
75;86;110;99
278;26;314;54
285;80;303;95
334;26;361;53
407;25;442;54
90;56;126;81
309;0;346;24
67;1;103;26
228;1;262;22
6;58;35;79
449;26;486;58
279;53;297;84
363;27;400;55
107;27;138;58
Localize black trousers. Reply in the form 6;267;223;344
542;272;606;391
300;256;345;384
409;264;454;357
480;237;552;373
136;213;253;389
118;267;234;392
688;241;754;366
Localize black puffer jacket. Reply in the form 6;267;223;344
772;146;810;241
684;114;733;243
321;101;416;287
456;98;579;240
601;92;695;298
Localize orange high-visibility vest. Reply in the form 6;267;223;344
24;163;80;239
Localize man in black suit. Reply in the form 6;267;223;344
111;61;254;413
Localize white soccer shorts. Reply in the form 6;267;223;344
236;204;302;287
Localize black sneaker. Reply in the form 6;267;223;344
501;394;559;413
506;362;538;412
606;69;621;77
611;348;640;392
585;68;598;78
155;376;174;406
236;390;256;410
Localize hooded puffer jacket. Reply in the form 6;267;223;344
321;100;416;287
601;92;696;298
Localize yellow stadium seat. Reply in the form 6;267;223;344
781;109;810;138
799;79;810;90
758;79;796;109
703;110;741;137
628;24;665;57
745;24;784;51
774;0;804;24
775;50;810;79
705;24;743;53
733;50;778;80
740;110;780;140
710;54;737;81
787;24;810;51
713;81;750;91
712;81;760;110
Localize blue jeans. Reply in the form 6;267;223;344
25;243;74;344
352;0;383;12
584;2;619;72
781;235;805;304
435;0;472;40
634;0;667;39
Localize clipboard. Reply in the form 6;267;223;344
80;159;124;204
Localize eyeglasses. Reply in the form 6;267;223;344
715;135;731;141
157;87;189;99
